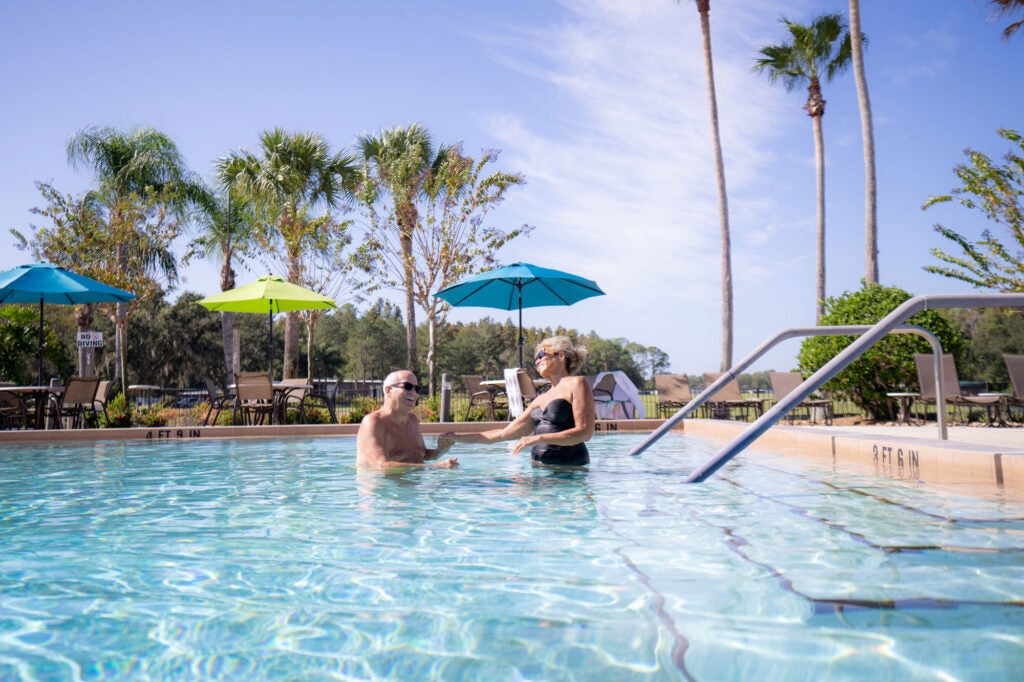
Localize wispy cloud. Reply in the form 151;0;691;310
478;1;802;322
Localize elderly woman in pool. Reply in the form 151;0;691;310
445;336;595;465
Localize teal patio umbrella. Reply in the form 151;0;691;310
0;262;137;385
197;275;336;374
434;262;605;367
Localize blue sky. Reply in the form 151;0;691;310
1;0;1019;375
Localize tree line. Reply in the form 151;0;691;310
11;123;533;396
0;293;669;393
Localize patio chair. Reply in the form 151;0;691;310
462;375;506;421
48;376;101;429
306;379;340;424
232;371;276;425
654;374;692;419
202;377;233;426
92;380;112;425
702;372;763;421
1003;354;1024;422
0;390;28;430
913;354;1002;424
768;371;833;425
277;377;316;423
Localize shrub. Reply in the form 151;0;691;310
414;394;440;422
339;396;379;424
797;284;964;421
102;393;134;428
136;407;169;428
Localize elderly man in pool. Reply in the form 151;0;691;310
356;370;459;469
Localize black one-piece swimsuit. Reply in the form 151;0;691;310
529;398;590;466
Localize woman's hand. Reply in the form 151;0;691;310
511;435;538;455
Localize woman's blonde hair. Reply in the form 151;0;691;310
536;336;587;374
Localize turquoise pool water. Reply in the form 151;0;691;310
0;433;1021;680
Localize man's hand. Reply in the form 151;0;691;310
432;457;459;469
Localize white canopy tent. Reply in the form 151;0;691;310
591;371;646;420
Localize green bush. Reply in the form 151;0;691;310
339;396;380;424
102;393;134;428
136;407;169;428
414;394;440;422
797;284;964;421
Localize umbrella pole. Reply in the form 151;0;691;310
38;295;44;386
518;290;524;368
268;306;274;377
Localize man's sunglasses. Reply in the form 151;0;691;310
387;382;422;394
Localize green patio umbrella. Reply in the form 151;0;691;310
198;275;336;374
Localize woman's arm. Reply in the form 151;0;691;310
447;409;535;444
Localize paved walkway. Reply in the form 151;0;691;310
809;422;1024;449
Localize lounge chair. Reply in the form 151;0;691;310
913;354;1002;424
1003;354;1024;422
768;371;833;425
462;375;506;421
702;372;764;421
654;374;692;418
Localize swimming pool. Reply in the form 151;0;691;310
1;433;1021;680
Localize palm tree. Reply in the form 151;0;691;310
216;129;356;378
186;186;256;380
685;0;734;371
987;0;1024;39
754;13;853;322
66;125;204;393
849;0;877;285
355;124;453;373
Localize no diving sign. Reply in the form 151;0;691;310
76;331;104;348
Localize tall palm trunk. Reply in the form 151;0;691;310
807;80;827;322
426;311;438;395
75;303;94;377
113;211;129;395
695;0;733;371
219;258;236;381
284;259;302;379
399;205;418;373
849;0;878;284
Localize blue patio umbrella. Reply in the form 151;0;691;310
0;263;136;384
434;262;605;367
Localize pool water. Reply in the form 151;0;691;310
0;433;1021;680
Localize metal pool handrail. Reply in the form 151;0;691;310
627;293;1024;482
628;323;942;455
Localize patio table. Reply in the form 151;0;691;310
3;385;65;430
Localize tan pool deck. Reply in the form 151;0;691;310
1;418;1022;501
